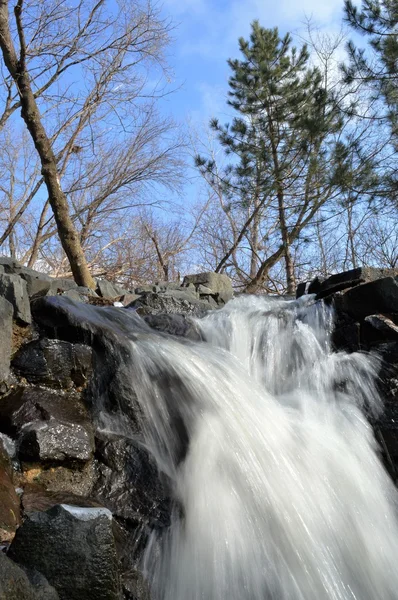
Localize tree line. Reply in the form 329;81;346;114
0;0;396;293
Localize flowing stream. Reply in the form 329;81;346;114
114;295;398;599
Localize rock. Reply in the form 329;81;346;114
0;273;31;325
0;256;23;272
0;440;20;542
143;313;202;340
30;296;154;431
0;386;92;437
129;291;210;317
182;271;233;303
61;287;98;302
96;279;124;298
122;571;151;600
0;433;16;460
134;285;159;294
12;338;93;389
364;314;398;339
20;461;97;500
297;267;398;300
49;278;77;293
335;276;398;320
8;504;121;600
0;551;42;599
18;420;94;465
18;269;52;298
93;433;171;526
197;284;213;294
20;483;101;514
0;297;13;382
296;281;310;298
118;294;141;306
154;281;181;291
163;288;198;299
21;568;60;600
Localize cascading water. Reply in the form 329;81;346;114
115;295;398;599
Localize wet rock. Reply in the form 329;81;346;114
0;386;92;437
0;297;13;382
12;338;93;389
0;551;42;599
129;291;210;317
0;273;31;325
9;504;121;600
336;276;398;320
143;313;202;340
93;433;171;527
182;271;233;304
111;521;151;599
331;311;361;353
31;297;153;432
18;420;94;465
0;440;20;542
122;570;151;600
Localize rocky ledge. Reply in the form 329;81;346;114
0;259;397;599
297;267;398;479
0;258;233;600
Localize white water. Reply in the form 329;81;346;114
126;295;398;600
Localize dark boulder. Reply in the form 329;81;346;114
335;276;398;320
9;504;121;600
0;273;31;325
0;551;53;600
143;313;202;340
297;267;398;300
0;386;92;437
93;432;171;527
12;338;93;389
0;297;13;383
18;420;94;465
20;568;60;600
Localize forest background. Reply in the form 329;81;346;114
0;0;396;294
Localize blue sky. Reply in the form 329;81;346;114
159;0;346;127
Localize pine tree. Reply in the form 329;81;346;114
196;22;361;294
343;0;398;139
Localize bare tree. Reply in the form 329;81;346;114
0;0;96;286
0;0;177;285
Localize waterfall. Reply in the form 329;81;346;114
119;295;398;599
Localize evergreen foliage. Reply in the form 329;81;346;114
196;22;373;293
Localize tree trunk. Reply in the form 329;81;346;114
0;0;95;288
27;199;49;268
